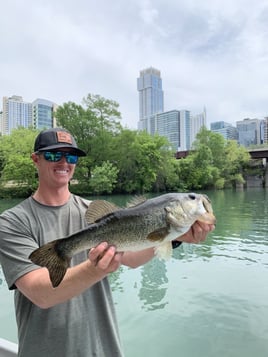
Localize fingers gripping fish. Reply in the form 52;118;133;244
29;193;216;287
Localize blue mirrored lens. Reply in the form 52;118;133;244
43;151;78;164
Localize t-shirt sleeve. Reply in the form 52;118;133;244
0;210;40;290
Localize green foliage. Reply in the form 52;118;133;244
82;94;122;132
89;161;119;195
0;127;39;196
161;159;187;192
176;128;250;189
0;96;253;197
55;94;122;182
129;132;167;193
112;130;172;193
214;177;225;190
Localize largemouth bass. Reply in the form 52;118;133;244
29;193;215;287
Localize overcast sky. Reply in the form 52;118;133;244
1;0;268;129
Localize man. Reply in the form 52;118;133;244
0;128;214;357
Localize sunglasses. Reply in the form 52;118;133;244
42;151;79;164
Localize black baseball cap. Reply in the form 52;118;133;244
34;128;86;156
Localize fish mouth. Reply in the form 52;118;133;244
197;194;216;224
197;211;216;224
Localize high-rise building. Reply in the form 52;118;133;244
1;96;58;134
260;119;265;144
191;109;206;144
210;121;237;140
137;67;164;124
179;110;191;151
210;121;230;131
139;110;181;150
0;111;3;134
137;67;206;151
156;110;180;150
140;109;205;151
32;98;56;130
2;95;32;135
263;117;268;144
236;118;262;147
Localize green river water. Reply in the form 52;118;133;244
0;189;267;356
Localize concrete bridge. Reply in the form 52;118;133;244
248;148;268;187
176;148;268;159
248;148;268;159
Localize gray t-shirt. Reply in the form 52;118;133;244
0;195;124;357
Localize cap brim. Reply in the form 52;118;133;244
37;144;86;157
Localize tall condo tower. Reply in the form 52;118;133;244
2;95;32;135
137;68;206;152
32;98;56;130
137;67;164;120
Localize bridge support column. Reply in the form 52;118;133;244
265;158;268;188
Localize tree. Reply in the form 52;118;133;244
0;127;39;195
176;129;220;189
158;157;187;192
193;127;226;171
89;161;119;195
82;94;122;132
177;128;250;190
107;129;138;193
55;94;122;185
113;130;170;193
223;140;250;187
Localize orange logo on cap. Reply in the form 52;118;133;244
57;131;73;144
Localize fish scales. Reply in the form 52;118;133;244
58;199;168;255
29;193;216;287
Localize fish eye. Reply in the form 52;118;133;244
188;193;196;200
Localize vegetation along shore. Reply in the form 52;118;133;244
0;94;261;199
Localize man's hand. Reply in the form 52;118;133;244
176;221;215;244
88;242;123;274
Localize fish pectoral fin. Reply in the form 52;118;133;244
147;227;169;242
85;200;120;224
154;242;173;260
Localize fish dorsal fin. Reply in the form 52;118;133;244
126;195;147;208
85;200;120;224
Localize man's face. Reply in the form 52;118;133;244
32;149;77;188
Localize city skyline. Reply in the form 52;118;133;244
1;93;265;148
136;67;207;151
1;1;268;129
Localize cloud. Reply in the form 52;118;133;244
1;0;268;129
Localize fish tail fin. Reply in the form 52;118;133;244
29;241;70;288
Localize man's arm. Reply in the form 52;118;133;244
15;222;214;309
15;243;121;309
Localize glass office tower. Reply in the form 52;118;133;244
137;67;164;121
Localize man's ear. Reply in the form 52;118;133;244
31;153;39;164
